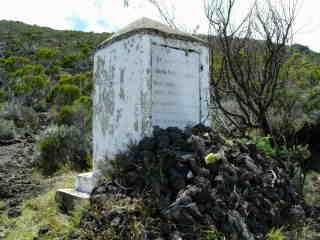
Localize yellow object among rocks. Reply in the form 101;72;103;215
205;153;220;165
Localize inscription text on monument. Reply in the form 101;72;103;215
151;45;200;128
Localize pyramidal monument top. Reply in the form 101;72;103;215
98;17;205;49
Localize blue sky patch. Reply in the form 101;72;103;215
67;15;89;31
97;19;118;32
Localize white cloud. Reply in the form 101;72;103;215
0;0;320;51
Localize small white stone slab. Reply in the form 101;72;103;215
57;188;90;199
55;188;89;212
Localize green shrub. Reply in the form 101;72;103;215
35;125;91;175
303;85;320;115
0;89;6;102
35;47;59;60
45;64;61;76
266;228;287;240
58;73;73;85
278;144;311;193
33;99;47;112
10;64;49;105
0;119;16;140
278;144;311;162
0;56;30;72
1;102;39;129
12;74;49;101
48;84;81;106
59;52;83;69
202;226;225;240
241;132;311;193
56;97;92;133
57;105;75;125
251;135;276;156
58;72;93;96
74;95;92;106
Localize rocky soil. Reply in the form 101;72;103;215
79;125;320;240
0;135;41;217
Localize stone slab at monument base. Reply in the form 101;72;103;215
55;172;98;212
55;188;90;213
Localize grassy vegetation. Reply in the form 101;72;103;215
0;173;88;239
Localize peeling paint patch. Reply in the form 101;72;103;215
134;103;140;132
140;90;151;136
134;120;139;132
116;108;123;123
119;68;126;100
94;55;115;136
136;43;141;51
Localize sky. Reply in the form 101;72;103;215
0;0;320;52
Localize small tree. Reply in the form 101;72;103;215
11;64;49;106
205;0;299;135
35;125;91;175
47;83;81;106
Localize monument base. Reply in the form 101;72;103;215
55;171;99;212
55;188;89;213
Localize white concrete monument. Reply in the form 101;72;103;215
75;17;210;194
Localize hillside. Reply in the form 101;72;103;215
0;20;110;72
0;21;112;238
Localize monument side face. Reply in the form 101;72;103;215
149;36;210;129
93;34;152;170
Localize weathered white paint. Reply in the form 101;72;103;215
93;34;152;170
92;33;210;173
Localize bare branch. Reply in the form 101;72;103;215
206;0;299;134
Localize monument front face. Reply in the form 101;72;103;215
151;44;201;128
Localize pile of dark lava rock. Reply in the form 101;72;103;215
79;125;314;240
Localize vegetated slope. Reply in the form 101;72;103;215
0;20;111;116
0;20;110;73
0;20;112;177
0;21;111;233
